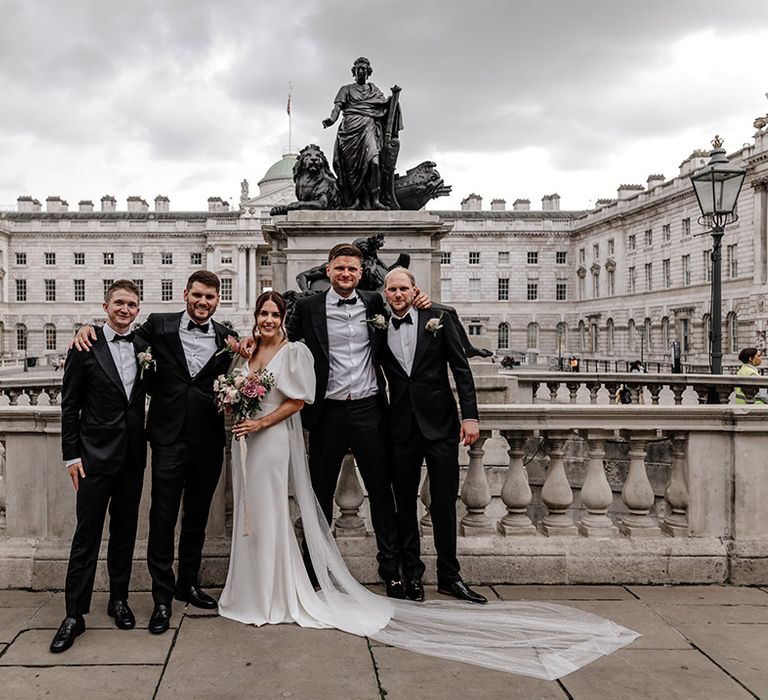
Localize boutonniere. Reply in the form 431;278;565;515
137;347;156;379
215;335;241;357
425;312;445;337
362;314;388;330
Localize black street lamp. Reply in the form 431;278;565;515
690;136;746;375
637;326;645;367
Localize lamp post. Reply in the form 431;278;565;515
637;326;645;367
690;136;747;375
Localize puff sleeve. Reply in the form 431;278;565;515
276;342;316;404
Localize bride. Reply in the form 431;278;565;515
218;291;638;680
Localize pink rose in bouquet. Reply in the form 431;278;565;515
214;369;275;425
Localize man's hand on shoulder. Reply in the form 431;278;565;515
412;287;432;310
460;419;480;447
72;325;97;352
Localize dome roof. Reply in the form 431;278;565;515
258;153;296;195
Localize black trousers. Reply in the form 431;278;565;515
64;460;144;618
147;439;224;606
391;421;461;585
306;396;399;580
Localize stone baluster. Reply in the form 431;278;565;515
531;382;540;402
586;382;600;404
647;385;662;405
577;430;617;536
661;432;689;537
693;386;710;404
497;430;536;535
565;382;579;404
670;384;686;405
605;382;619;404
539;431;577;535
619;431;661;536
333;453;367;537
419;471;432;533
459;433;493;536
546;382;560;403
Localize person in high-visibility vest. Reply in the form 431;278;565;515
735;347;768;404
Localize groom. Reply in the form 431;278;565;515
74;270;238;633
381;267;486;604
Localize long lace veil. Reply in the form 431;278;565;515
286;414;639;681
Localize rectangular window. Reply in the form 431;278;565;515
498;251;510;264
644;229;653;247
15;279;27;302
161;279;173;302
132;279;144;301
133;252;144;265
220;278;233;301
527;282;538;301
607;239;615;256
259;253;270;266
44;252;56;265
682;217;691;237
103;279;113;298
727;244;738;278
73;252;85;266
556;281;567;301
682;255;691;285
468;251;480;265
440;251;451;265
45;326;57;351
628;234;636;251
441;278;452;302
663;259;671;288
628;266;636;293
497;278;509;301
260;279;273;292
527;251;538;265
17;327;27;351
220;251;233;265
103;252;114;265
579;248;585;263
663;223;671;242
592;244;599;259
644;263;652;291
161;252;173;265
15;252;27;265
44;279;56;302
592;273;600;298
607;269;615;296
556;251;567;265
703;250;712;282
469;277;480;299
74;279;85;302
190;252;203;266
468;323;481;336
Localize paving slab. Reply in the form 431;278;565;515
560;649;755;700
0;665;163;699
0;608;45;644
156;616;379;699
627;585;768;605
0;591;52;609
651;602;768;625
673;623;768;698
0;628;173;666
494;585;633;601
373;645;566;699
26;592;174;629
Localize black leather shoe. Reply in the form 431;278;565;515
405;578;425;602
174;584;217;610
384;579;406;599
148;604;171;634
50;616;85;653
437;580;488;604
107;599;135;630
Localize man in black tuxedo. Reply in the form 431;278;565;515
53;280;149;653
381;268;487;604
75;270;238;633
287;243;404;596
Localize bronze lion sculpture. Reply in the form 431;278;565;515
269;144;342;216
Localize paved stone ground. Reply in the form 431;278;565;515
0;585;766;699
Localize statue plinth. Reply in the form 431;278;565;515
262;210;453;299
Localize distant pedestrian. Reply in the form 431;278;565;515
735;347;768;404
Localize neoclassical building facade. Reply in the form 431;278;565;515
2;120;768;371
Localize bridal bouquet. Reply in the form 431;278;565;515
214;369;275;424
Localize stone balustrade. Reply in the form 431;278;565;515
0;376;63;406
2;402;767;588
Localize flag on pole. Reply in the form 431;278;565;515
287;93;291;116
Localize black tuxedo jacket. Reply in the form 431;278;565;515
133;312;238;448
287;288;388;430
61;327;149;474
381;309;478;443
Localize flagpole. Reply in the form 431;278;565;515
287;81;293;153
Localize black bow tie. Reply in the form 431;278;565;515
391;315;413;330
187;320;210;333
336;297;358;306
112;333;134;342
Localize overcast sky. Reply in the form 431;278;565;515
2;0;768;212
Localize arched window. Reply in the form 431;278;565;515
606;319;615;354
527;322;539;349
727;312;738;354
578;320;586;351
497;322;509;350
16;324;27;351
44;324;57;351
701;313;711;350
661;317;670;349
556;322;568;354
644;318;653;350
628;319;636;352
589;321;599;353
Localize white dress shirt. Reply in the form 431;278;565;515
179;311;217;377
387;307;417;376
325;289;379;400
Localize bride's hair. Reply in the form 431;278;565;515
252;291;287;345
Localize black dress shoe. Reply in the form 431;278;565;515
437;580;488;604
148;604;171;635
174;584;217;609
107;599;135;630
384;579;406;599
50;616;85;653
405;578;425;602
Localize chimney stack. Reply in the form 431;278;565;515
513;198;530;212
541;193;560;211
617;184;644;201
460;193;483;211
490;198;506;211
127;196;148;213
78;200;94;213
46;196;68;213
154;195;170;212
101;195;117;212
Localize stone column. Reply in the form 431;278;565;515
334;454;367;537
419;471;432;533
205;244;215;270
619;431;661;536
248;246;258;307
459;433;493;536
578;430;618;537
539;431;577;535
661;432;689;537
237;245;247;310
497;430;536;535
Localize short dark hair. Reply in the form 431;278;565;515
186;270;220;292
739;347;760;364
328;243;363;262
105;279;140;303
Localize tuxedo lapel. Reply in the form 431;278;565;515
410;310;432;375
311;292;330;359
164;313;191;378
127;339;146;404
92;332;128;400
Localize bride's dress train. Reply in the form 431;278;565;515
218;342;638;680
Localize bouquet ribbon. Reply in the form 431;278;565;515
238;436;254;537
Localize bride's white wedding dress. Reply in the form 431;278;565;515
218;342;639;680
